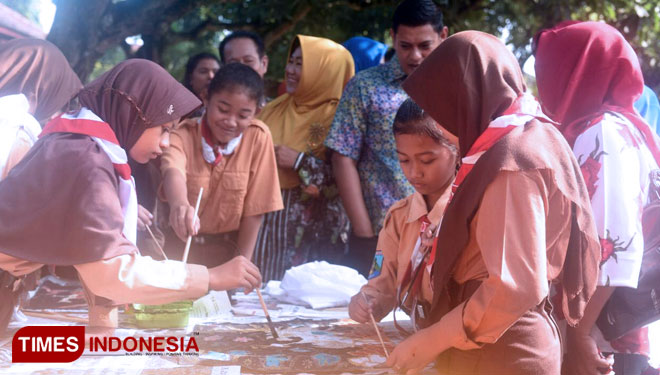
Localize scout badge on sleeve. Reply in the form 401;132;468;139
367;251;384;280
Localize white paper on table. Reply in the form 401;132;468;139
211;365;241;375
191;291;232;318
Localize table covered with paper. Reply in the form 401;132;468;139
0;262;436;375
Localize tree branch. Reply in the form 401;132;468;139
263;4;312;48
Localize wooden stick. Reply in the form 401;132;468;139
361;291;389;358
145;224;168;260
182;187;203;264
23;310;88;324
256;289;279;339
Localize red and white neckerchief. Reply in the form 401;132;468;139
428;94;551;274
40;107;138;245
452;93;549;195
395;94;550;333
200;116;242;166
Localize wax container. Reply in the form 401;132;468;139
129;301;194;329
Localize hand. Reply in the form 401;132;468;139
301;184;321;198
137;204;153;231
169;203;200;241
274;145;300;170
562;328;614;375
386;328;441;374
419;225;438;249
348;292;373;323
208;256;262;294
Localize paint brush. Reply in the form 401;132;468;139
256;289;279;339
361;291;389;358
182;187;204;264
145;224;168;260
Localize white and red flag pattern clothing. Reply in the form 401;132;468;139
576;112;659;356
534;21;660;359
40;108;138;245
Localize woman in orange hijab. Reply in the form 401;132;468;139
256;35;354;281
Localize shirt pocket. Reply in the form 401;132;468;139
218;171;249;218
186;173;211;209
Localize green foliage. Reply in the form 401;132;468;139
0;0;41;23
90;45;126;82
9;0;660;93
153;0;660;92
444;0;660;91
160;0;398;85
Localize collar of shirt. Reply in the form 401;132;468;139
382;55;407;84
406;190;449;225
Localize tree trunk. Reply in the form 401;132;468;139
47;0;219;82
47;0;111;82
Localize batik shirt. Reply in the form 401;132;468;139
574;112;658;288
325;56;415;234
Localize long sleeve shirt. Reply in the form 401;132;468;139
0;252;208;327
435;170;571;349
359;188;450;320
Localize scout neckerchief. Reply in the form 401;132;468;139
40;107;138;245
395;93;549;334
200;116;242;166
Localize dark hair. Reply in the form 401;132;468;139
384;47;396;62
392;0;444;34
182;52;220;92
393;98;457;154
218;31;266;63
207;62;264;105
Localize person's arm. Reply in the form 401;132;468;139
274;144;299;170
562;286;615;375
136;204;153;230
332;151;373;237
159;124;201;240
276;142;335;193
324;77;372;236
386;171;553;373
349;207;401;323
75;253;262;310
236;214;263;260
162;169;198;240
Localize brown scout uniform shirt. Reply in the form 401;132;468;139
363;170;571;351
160;118;283;234
360;187;451;321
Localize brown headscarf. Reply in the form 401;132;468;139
403;31;600;326
0;59;200;266
78;59;201;151
0;38;82;122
